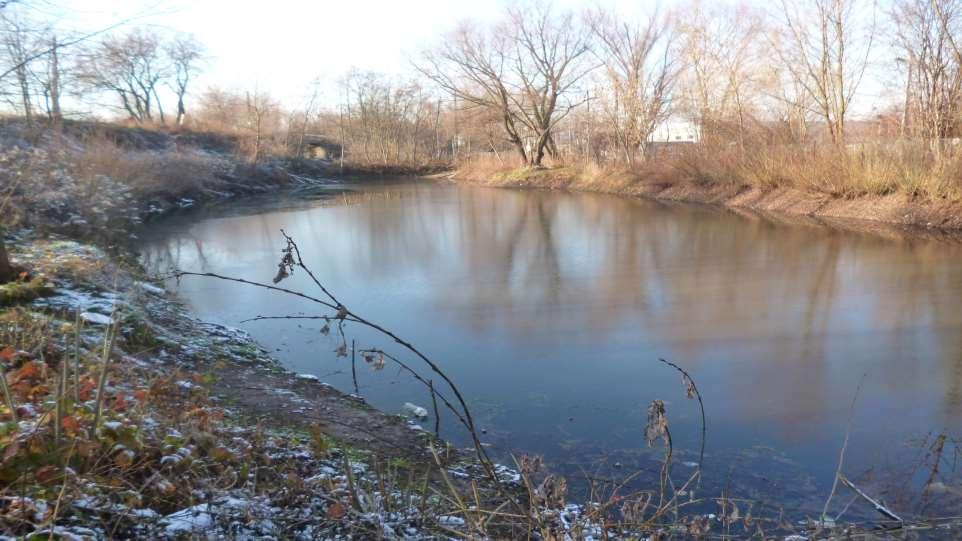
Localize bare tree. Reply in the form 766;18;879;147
508;4;594;166
329;71;435;166
419;21;529;164
588;8;676;165
167;34;202;126
291;77;320;158
675;2;765;142
244;89;275;163
419;4;592;167
891;0;962;151
0;12;39;125
25;31;69;121
774;0;877;144
79;29;169;123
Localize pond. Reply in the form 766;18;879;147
140;179;962;517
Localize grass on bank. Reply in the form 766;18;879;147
461;139;962;201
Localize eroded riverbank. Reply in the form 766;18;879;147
452;166;962;234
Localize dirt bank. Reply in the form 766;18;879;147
452;166;962;234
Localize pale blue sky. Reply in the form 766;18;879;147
24;0;894;115
37;0;659;108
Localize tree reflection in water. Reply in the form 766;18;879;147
140;180;962;509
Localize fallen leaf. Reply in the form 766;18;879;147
35;465;60;484
326;501;346;519
2;439;20;463
61;416;79;435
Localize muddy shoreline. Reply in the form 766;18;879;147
451;168;962;239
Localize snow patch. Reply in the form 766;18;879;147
80;311;114;326
402;402;428;419
137;281;165;295
162;504;213;535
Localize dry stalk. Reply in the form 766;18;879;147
0;361;17;423
171;231;503;495
821;373;866;525
92;323;117;429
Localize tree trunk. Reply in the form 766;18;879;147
154;87;166;125
175;93;186;126
49;36;61;122
16;63;32;126
530;131;550;167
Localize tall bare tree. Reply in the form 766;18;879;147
419;21;530;164
244;89;276;163
675;2;764;142
419;4;592;167
0;12;38;125
79;29;168;123
774;0;877;144
333;71;434;165
588;8;676;165
891;0;962;151
167;34;202;126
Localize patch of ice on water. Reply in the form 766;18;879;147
296;373;319;381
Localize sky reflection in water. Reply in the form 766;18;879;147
140;181;962;511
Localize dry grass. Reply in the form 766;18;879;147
0;120;293;239
459;139;962;212
674;139;962;200
70;137;231;201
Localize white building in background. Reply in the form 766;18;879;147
648;119;700;144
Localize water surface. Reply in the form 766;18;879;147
140;180;962;514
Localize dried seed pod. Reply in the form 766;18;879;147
645;399;669;447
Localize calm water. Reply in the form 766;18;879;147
140;180;962;513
